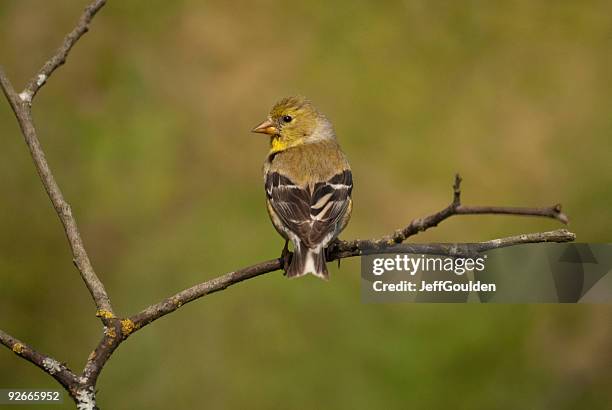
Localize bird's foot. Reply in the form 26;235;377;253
280;240;292;275
325;238;342;268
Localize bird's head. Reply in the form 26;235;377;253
252;96;334;153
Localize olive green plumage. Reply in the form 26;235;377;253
253;96;353;279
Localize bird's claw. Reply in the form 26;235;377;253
325;238;342;268
280;240;292;275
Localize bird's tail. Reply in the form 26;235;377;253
286;242;329;280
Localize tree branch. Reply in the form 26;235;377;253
0;330;79;394
366;229;576;257
20;0;107;104
129;228;575;328
384;174;568;245
0;7;113;318
329;174;569;256
127;178;574;333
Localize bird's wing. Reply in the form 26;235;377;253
266;170;353;249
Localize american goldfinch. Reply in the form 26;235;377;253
252;96;353;279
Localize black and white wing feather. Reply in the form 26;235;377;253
265;170;353;249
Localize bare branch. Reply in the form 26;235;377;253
0;329;79;393
379;174;568;245
0;3;113;318
81;321;123;387
130;259;281;329
368;229;576;257
454;203;568;224
20;0;107;103
0;67;113;317
126;227;574;334
470;228;575;251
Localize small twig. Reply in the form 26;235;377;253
452;173;462;206
382;174;568;245
454;203;569;224
21;0;107;103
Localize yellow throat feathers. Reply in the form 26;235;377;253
270;135;289;154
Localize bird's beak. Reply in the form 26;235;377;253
252;119;278;135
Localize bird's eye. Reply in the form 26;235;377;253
282;115;293;123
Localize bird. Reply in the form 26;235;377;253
252;96;353;279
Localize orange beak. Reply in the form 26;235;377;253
252;118;278;135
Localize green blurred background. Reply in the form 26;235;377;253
1;1;611;409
